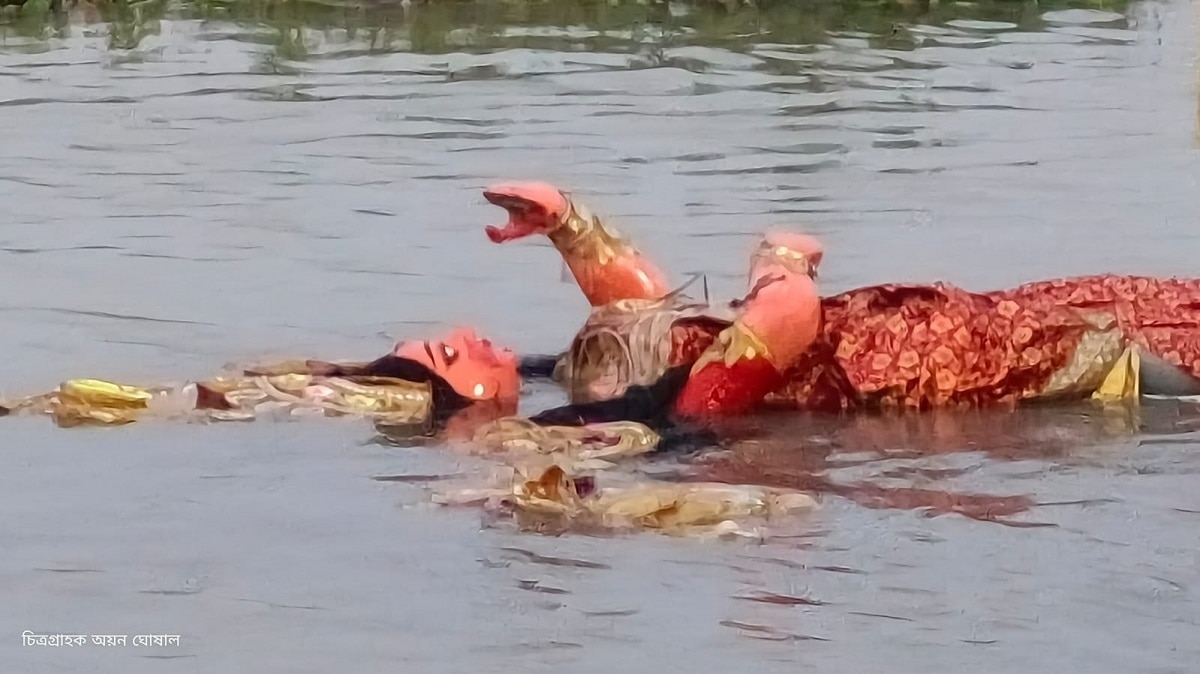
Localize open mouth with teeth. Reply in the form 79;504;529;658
482;182;568;243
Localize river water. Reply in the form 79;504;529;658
2;0;1198;671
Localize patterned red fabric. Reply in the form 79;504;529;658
993;275;1200;378
668;321;721;368
761;275;1200;412
656;275;1200;417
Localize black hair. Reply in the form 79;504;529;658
528;364;691;427
333;354;472;421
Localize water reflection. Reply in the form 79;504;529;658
3;0;1143;58
692;399;1200;524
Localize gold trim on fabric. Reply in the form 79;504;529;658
547;197;640;267
308;377;433;423
473;417;661;459
1092;344;1141;403
1040;311;1127;399
750;239;816;279
690;322;775;376
8;375;434;427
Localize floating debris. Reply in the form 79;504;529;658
472;417;661;461
4;365;822;542
434;463;818;539
49;379;155;427
3;369;435;428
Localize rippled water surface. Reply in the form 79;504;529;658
2;0;1199;671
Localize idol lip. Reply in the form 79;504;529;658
483;198;540;243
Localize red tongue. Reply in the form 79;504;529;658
485;225;512;243
486;224;529;243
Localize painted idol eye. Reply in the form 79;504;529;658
441;344;459;366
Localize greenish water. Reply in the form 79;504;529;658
0;0;1138;45
1;0;1198;671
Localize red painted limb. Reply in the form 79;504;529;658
673;356;784;419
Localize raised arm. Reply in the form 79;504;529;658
672;231;824;418
521;230;825;425
482;182;671;307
